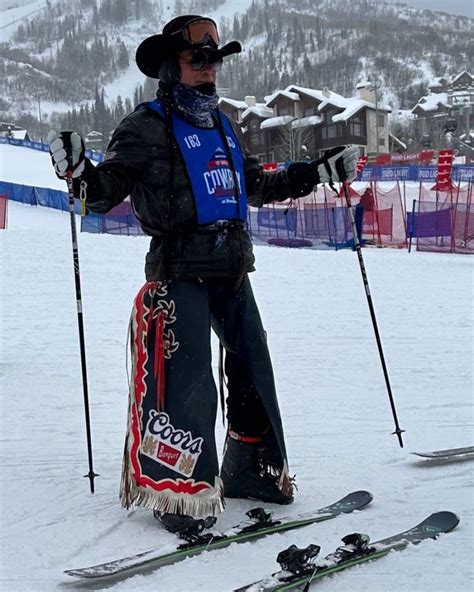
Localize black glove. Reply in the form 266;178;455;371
286;160;320;198
47;130;85;179
287;146;359;198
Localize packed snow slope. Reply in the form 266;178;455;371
0;147;473;591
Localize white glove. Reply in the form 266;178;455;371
47;130;85;179
316;146;359;184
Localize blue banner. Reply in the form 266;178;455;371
0;136;105;162
0;180;79;212
455;166;474;182
358;164;473;183
1;136;473;180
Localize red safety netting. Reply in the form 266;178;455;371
452;202;474;254
361;208;394;244
0;194;8;230
372;182;407;247
418;183;471;205
410;182;473;254
76;178;473;256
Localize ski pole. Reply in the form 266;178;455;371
342;181;405;447
65;170;99;492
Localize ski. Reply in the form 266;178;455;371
235;510;460;591
64;490;372;580
411;446;474;459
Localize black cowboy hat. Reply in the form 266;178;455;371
136;15;242;79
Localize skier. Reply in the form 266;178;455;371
47;15;358;530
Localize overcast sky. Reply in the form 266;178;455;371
387;0;473;17
0;0;472;17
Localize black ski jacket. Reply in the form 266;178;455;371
77;105;301;281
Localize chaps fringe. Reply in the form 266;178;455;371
120;284;225;518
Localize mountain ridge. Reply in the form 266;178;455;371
0;0;472;141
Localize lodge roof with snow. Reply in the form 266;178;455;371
260;115;295;129
264;89;300;107
225;82;394;137
0;129;30;140
451;71;473;88
241;105;274;121
219;97;250;110
331;97;391;121
413;71;473;115
287;85;347;106
412;92;450;113
285;85;391;122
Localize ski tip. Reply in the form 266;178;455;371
337;490;374;511
348;490;374;502
411;446;474;459
357;490;373;497
421;511;460;534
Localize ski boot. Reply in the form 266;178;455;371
220;436;294;505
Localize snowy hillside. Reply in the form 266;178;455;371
1;0;472;131
0;144;473;591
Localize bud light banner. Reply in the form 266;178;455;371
417;167;437;181
358;165;473;183
455;166;474;182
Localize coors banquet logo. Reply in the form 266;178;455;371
203;147;241;203
141;411;203;477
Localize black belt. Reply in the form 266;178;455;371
197;220;245;233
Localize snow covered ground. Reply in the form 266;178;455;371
0;0;49;43
0;147;473;591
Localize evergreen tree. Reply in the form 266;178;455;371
118;41;129;70
115;95;125;122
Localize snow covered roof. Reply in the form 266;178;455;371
412;92;449;113
260;115;294;129
219;97;249;110
241;105;274;120
287;85;346;106
265;90;300;107
286;84;389;118
332;98;391;122
451;71;472;85
4;129;29;140
291;115;322;128
429;79;444;89
259;114;323;130
389;132;407;150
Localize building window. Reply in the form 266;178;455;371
377;114;385;128
247;120;264;145
348;116;363;136
250;134;265;146
278;104;292;116
249;120;260;131
322;124;340;139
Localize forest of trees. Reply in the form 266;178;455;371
1;0;472;146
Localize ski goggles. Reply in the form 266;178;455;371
180;50;223;72
174;18;220;47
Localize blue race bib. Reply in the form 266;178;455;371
145;99;247;225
